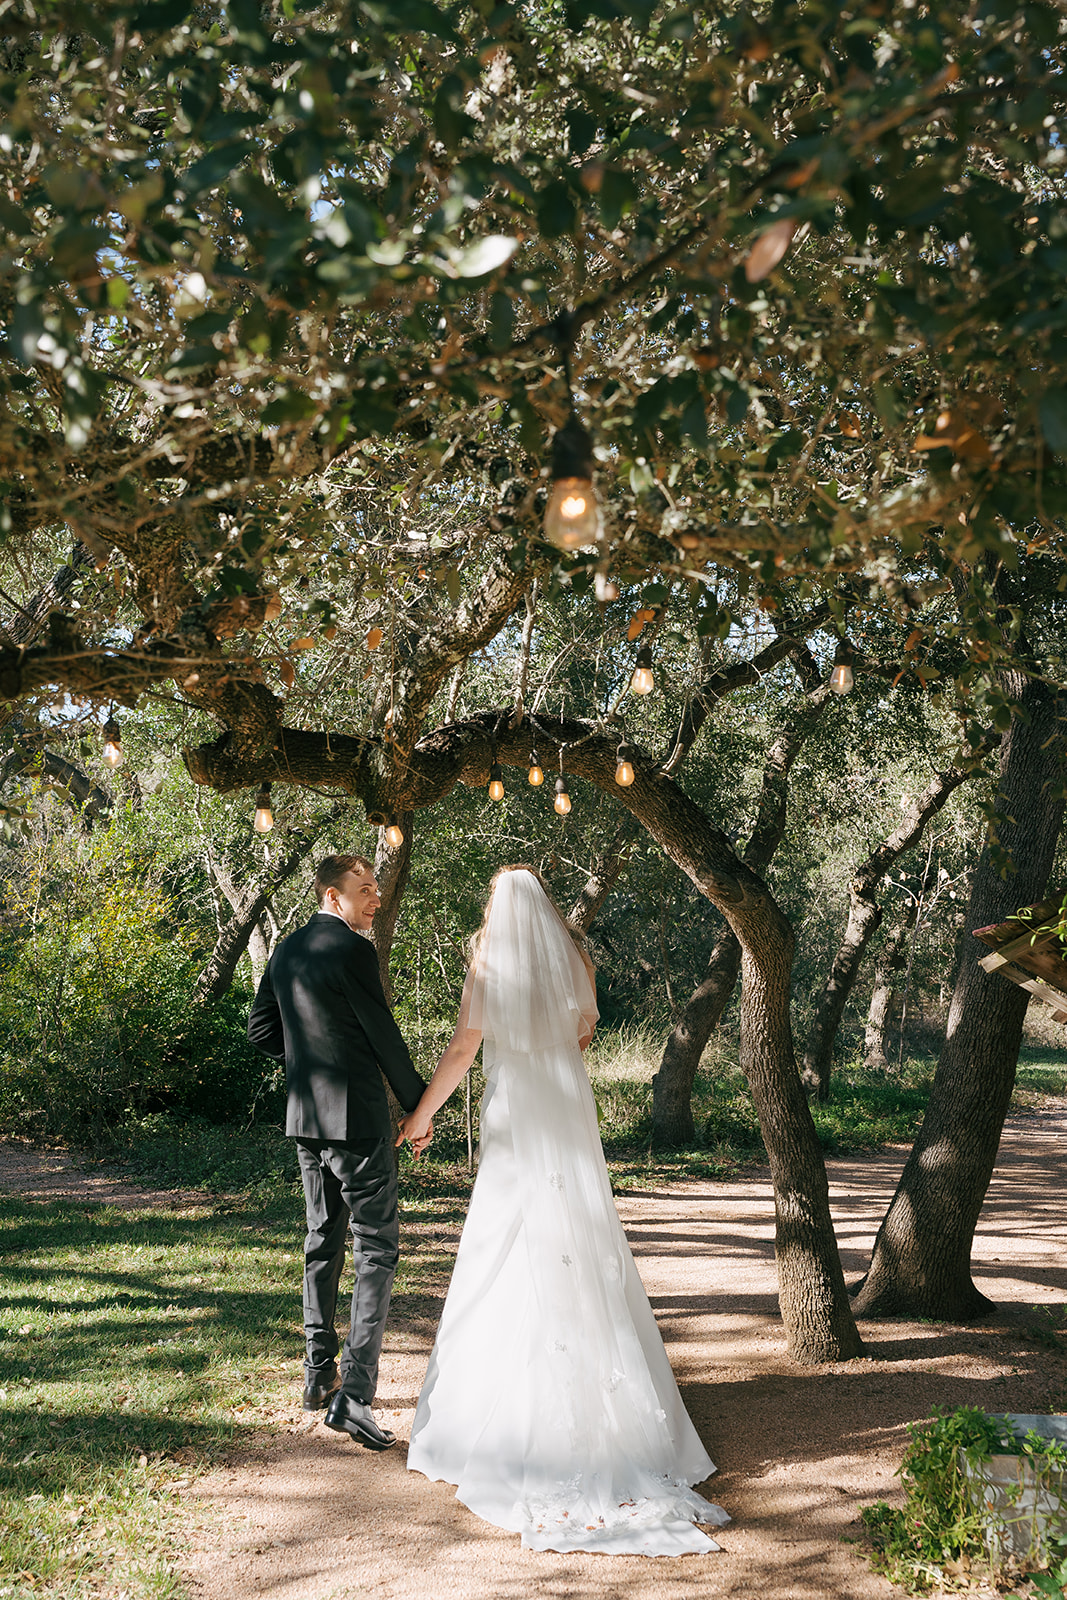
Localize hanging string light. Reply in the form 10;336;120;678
614;741;636;787
630;645;655;696
830;641;855;696
527;747;544;787
488;761;505;802
253;781;274;833
384;816;404;848
101;715;124;769
544;413;602;551
554;745;572;816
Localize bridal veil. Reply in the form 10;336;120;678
407;868;729;1556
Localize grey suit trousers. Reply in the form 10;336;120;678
295;1138;399;1403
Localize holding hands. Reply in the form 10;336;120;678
397;1112;434;1158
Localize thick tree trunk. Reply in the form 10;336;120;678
801;759;980;1100
651;670;829;1147
738;896;865;1363
853;675;1065;1320
651;924;741;1144
863;922;910;1069
248;917;271;992
371;809;414;1002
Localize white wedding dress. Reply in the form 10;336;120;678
407;871;729;1556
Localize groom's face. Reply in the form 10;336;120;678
328;868;381;932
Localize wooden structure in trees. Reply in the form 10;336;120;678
974;895;1067;1024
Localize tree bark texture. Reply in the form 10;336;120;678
739;897;865;1363
568;816;640;934
651;924;741;1144
853;674;1065;1320
863;921;911;1069
801;758;980;1100
651;672;829;1148
189;703;864;1363
372;809;414;1003
194;831;325;1004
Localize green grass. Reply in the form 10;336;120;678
7;1029;1065;1597
107;1033;1067;1199
0;1193;300;1598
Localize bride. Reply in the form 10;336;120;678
396;865;729;1557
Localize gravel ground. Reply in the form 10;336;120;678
184;1109;1067;1600
3;1111;1065;1600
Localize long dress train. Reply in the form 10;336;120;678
407;946;729;1556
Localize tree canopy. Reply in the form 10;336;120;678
1;0;1065;821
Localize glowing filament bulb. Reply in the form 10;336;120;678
830;663;854;696
385;820;404;848
630;646;655;696
253;784;274;833
614;743;636;787
553;776;572;816
102;717;124;768
527;758;544;787
544;477;601;550
488;762;505;802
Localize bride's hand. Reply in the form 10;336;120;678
396;1113;433;1157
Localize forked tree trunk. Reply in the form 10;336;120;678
801;759;979;1100
853;673;1065;1320
568;816;640;933
863;922;910;1070
195;860;306;1003
651;925;740;1144
652;671;829;1147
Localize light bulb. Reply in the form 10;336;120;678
830;663;854;695
528;763;544;787
253;784;274;833
544;477;601;550
385;821;404;848
614;743;636;787
102;717;124;768
630;646;655;696
553;776;572;816
488;760;505;803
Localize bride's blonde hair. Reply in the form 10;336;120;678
467;864;589;969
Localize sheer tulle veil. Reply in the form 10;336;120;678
406;863;729;1556
463;867;595;1055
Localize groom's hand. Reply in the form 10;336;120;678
396;1114;434;1158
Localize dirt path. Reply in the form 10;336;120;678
5;1112;1067;1600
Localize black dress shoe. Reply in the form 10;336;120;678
323;1391;397;1451
302;1372;342;1411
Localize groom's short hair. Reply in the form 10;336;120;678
314;854;375;906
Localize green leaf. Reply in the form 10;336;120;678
260;390;318;424
536;181;577;240
451;235;518;278
598;167;638;230
182;142;250;195
1039;389;1067;457
565;104;598;157
0;196;34;236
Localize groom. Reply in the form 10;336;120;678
247;853;429;1451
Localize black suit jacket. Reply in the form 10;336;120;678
247;913;425;1143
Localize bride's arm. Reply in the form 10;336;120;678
577;947;597;1052
396;968;482;1154
395;1025;482;1152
